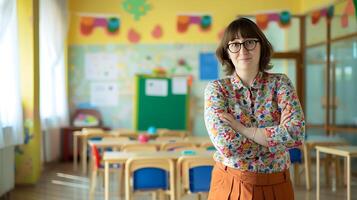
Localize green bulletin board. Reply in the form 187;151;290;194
135;75;189;131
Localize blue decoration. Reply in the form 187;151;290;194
199;53;218;80
147;126;156;134
280;11;291;25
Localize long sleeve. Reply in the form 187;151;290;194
204;81;247;158
264;74;305;153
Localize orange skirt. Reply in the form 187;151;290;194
208;162;294;200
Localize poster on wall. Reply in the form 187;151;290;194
90;82;119;106
199;52;218;80
172;77;187;95
85;52;119;80
145;79;168;97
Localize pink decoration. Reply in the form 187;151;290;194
128;28;141;43
268;13;280;21
94;18;107;27
320;8;328;17
190;16;201;24
341;14;349;28
138;134;149;143
345;0;355;15
151;25;163;39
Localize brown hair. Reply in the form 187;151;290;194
216;17;273;75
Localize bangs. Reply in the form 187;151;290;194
223;19;260;43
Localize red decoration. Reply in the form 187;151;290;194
151;25;163;39
256;14;269;30
128;28;141;43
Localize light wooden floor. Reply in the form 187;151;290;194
6;162;357;200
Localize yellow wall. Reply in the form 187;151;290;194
301;0;336;13
16;0;41;184
68;0;304;45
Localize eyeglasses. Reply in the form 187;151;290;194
227;39;259;53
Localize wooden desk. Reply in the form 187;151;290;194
316;146;357;200
88;136;211;150
303;135;348;190
103;151;213;200
184;136;211;144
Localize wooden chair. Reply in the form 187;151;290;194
161;142;195;151
89;144;122;200
101;136;130;142
157;129;187;138
177;156;215;200
200;141;215;150
155;136;184;142
125;157;175;200
121;144;158;152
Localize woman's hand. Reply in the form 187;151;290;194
219;112;244;132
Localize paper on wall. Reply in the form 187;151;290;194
90;82;118;106
145;79;168;97
172;77;187;95
85;52;118;80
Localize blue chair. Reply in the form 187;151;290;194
177;156;215;199
289;147;303;185
125;157;175;200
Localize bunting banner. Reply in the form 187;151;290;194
79;15;120;36
177;14;212;33
256;11;291;30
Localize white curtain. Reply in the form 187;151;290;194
40;0;69;162
0;0;23;149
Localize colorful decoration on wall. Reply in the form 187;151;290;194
310;6;334;25
177;14;212;33
152;67;167;76
122;0;151;20
80;15;120;36
151;25;163;39
340;0;357;27
169;58;193;75
128;28;141;43
256;11;291;30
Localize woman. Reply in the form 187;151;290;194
204;17;305;200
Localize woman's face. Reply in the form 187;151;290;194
227;32;261;73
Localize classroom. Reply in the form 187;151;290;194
0;0;357;199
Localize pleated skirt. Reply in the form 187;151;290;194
208;162;294;200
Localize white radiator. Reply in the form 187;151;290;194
0;146;14;196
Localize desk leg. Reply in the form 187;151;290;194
105;162;109;200
316;150;320;200
347;156;351;200
304;144;311;190
82;137;88;175
73;135;78;170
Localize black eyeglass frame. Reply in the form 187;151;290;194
227;39;260;53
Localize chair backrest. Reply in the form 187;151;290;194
161;142;195;151
91;144;101;169
82;128;104;134
157;129;187;138
200;141;215;151
125;157;175;199
177;156;215;197
101;137;130;142
289;147;302;163
155;136;184;142
121;144;158;152
112;129;137;138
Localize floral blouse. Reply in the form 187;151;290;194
204;71;305;173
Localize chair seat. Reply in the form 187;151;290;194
189;166;213;192
133;168;168;190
